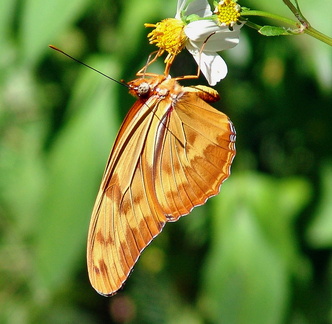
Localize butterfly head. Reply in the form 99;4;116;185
127;81;151;99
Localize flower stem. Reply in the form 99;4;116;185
241;10;297;27
304;26;332;46
241;9;332;46
283;0;307;25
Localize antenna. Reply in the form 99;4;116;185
49;45;128;88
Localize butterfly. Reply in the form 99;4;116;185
48;44;235;296
86;65;236;295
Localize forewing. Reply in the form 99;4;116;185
87;97;167;296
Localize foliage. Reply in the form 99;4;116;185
0;0;331;323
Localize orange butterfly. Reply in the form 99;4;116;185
48;44;235;296
87;66;236;295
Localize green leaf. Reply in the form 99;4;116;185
259;25;294;36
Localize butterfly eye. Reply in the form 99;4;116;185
136;82;151;97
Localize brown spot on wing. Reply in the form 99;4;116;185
93;265;100;275
98;259;108;275
95;231;114;246
186;131;198;147
162;162;172;175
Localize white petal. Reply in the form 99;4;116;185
185;20;221;40
176;0;187;19
185;20;243;43
189;50;228;86
176;0;212;19
186;0;212;17
187;33;241;53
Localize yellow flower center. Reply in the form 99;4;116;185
214;0;241;28
144;18;187;64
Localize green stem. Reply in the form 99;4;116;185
244;20;264;31
304;26;332;46
241;10;297;27
241;10;332;46
283;0;308;25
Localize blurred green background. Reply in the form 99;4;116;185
1;0;332;323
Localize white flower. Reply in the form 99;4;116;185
145;0;244;85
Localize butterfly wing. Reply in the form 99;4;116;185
87;78;236;296
87;95;167;296
153;88;236;221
